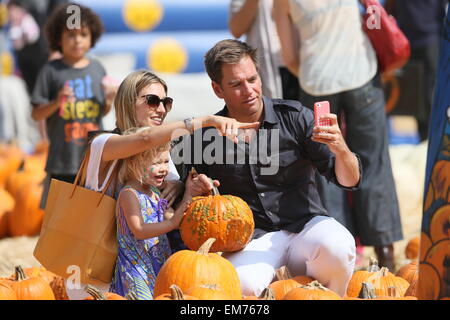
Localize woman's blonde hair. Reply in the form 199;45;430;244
114;70;168;132
118;127;171;185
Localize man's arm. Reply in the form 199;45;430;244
229;0;260;38
312;113;360;187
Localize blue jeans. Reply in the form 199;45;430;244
298;75;403;246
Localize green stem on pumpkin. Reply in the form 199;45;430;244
358;282;377;299
14;265;27;281
258;287;275;300
85;284;107;300
197;238;216;255
169;284;185;300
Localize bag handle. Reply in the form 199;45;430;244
70;147;119;207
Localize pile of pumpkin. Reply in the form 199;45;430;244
0;142;48;239
0;163;423;300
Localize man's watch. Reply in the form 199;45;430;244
183;117;194;134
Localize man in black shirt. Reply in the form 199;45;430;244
177;39;361;297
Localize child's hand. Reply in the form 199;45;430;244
169;200;190;230
163;207;175;221
57;82;74;105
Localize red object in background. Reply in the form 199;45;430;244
362;0;410;73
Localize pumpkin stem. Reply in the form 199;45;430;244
14;265;27;281
379;267;390;277
85;284;107;300
301;280;329;291
275;266;292;281
258;287;275;300
169;284;185;300
367;257;380;272
358;282;377;299
197;238;216;255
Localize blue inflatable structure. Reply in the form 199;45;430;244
78;0;233;73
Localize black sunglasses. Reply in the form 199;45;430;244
141;94;173;112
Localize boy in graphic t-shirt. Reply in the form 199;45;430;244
31;3;117;208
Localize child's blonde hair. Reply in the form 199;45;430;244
118;127;171;185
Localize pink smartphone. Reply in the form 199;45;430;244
314;101;331;127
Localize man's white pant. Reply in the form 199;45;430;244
222;216;356;297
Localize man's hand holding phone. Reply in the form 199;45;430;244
312;101;349;156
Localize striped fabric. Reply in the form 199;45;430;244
110;187;172;300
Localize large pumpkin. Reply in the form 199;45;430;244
405;236;420;260
18;267;68;300
281;281;342;300
179;184;254;253
0;143;23;188
0;282;17;300
0;188;14;238
153;238;242;299
268;266;314;300
364;267;410;297
417;262;441;300
5;266;55;300
7;182;44;237
346;257;387;297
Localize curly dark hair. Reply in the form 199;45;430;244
44;2;104;52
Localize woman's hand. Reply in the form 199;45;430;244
206;115;260;144
160;180;184;207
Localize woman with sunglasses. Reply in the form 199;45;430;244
62;70;259;300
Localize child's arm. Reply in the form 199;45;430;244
119;189;186;240
31;84;74;121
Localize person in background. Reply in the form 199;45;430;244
273;0;403;271
229;0;299;100
386;0;447;141
31;3;116;210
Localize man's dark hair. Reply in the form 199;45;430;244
204;39;259;84
44;2;104;52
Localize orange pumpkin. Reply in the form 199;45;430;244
0;188;14;238
84;285;126;300
185;284;234;300
364;267;410;297
346;257;388;297
282;281;342;300
154;284;197;300
7;182;44;237
6;266;55;300
179;179;254;253
396;261;419;284
243;287;275;300
405;236;420;260
0;144;23;188
19;267;68;300
374;286;418;300
153;238;242;299
0;282;17;300
268;266;314;300
5;169;45;200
